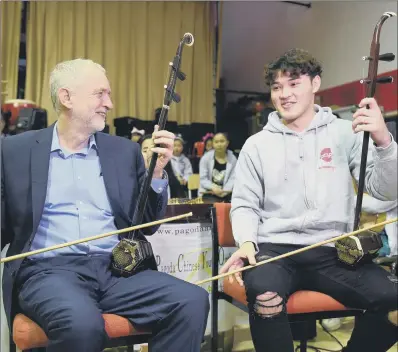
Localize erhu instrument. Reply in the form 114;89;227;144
335;11;397;267
110;33;195;277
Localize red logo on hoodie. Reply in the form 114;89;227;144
320;148;333;163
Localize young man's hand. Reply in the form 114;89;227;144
352;98;391;148
219;242;257;287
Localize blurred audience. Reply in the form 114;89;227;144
138;134;187;199
199;132;237;201
358;194;397;257
131;127;145;143
322;193;397;332
202;133;214;153
170;135;193;188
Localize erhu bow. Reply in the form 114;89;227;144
335;12;397;267
195;217;398;286
110;33;195;277
0;213;193;264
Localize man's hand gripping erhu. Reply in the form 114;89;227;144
110;33;195;277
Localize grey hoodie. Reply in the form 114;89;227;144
231;105;398;248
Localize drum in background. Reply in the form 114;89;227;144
1;99;39;127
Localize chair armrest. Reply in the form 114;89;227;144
213;203;235;247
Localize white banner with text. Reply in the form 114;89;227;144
147;222;242;333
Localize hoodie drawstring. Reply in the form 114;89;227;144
315;125;319;169
283;131;288;181
313;125;319;209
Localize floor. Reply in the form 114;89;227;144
231;317;398;352
112;317;398;352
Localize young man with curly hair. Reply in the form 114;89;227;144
221;48;397;352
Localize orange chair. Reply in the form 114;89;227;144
210;203;363;352
11;313;151;351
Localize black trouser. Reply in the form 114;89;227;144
15;254;209;352
243;243;398;352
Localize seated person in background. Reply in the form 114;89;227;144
383;206;398;257
220;48;397;352
139;134;187;199
131;126;145;143
322;194;398;332
360;194;398;257
1;59;209;352
170;135;193;187
199;132;237;201
203;133;214;152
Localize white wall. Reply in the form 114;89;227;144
221;1;398;92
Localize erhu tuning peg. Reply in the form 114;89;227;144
172;92;181;103
362;53;395;61
163;86;181;103
169;61;186;81
377;76;394;84
360;76;394;85
177;71;186;81
379;53;395;62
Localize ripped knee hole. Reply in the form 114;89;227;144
254;292;284;318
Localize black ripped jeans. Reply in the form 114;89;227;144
243;243;398;352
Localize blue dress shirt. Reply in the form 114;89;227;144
30;125;168;258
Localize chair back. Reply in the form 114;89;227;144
213;203;235;247
187;174;200;191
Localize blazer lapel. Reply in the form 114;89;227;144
96;133;130;224
31;126;54;234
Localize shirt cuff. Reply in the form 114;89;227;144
151;179;168;194
374;132;393;149
151;169;169;194
374;133;397;160
237;240;259;253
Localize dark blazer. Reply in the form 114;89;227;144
1;124;168;328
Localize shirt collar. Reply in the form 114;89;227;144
51;122;97;155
